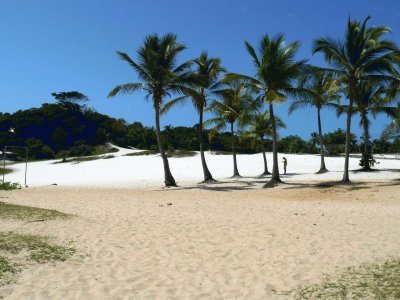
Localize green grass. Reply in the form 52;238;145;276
0;232;75;286
0;202;71;221
211;150;232;155
296;257;400;299
0;256;19;286
124;150;158;156
0;182;21;191
55;154;115;164
0;167;13;175
92;144;119;156
346;186;371;191
125;149;197;157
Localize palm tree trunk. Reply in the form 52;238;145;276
231;122;240;177
342;98;353;183
316;107;328;174
199;106;214;182
265;103;281;187
155;105;176;187
261;136;270;175
361;112;371;170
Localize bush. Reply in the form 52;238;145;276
68;144;93;157
0;182;21;191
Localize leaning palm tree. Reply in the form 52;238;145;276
289;69;340;174
229;34;306;187
242;109;286;175
335;81;397;170
162;51;225;183
313;16;399;182
108;33;194;187
207;78;259;177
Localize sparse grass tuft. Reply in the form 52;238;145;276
0;232;75;286
92;144;119;156
347;186;371;191
0;182;21;191
0;256;19;285
296;257;400;299
0;202;71;221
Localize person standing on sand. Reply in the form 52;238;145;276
282;157;287;175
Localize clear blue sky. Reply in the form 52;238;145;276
1;0;399;140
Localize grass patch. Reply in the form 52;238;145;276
211;150;232;155
0;232;75;286
0;167;13;175
296;257;400;299
167;150;196;158
0;202;71;221
124;150;158;156
92;144;119;156
124;150;197;157
347;186;371;191
0;182;21;191
55;154;115;164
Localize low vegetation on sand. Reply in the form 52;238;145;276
55;154;115;164
0;232;75;286
295;257;400;299
0;202;71;221
125;150;196;158
0;167;13;175
0;182;21;191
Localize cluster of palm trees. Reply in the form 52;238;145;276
109;16;400;188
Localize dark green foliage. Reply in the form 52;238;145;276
323;129;358;156
359;152;377;168
278;135;318;154
0;182;21;191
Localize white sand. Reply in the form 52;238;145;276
1;184;400;299
4;146;400;188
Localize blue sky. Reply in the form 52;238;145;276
1;0;399;140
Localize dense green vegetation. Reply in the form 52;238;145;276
1;100;399;163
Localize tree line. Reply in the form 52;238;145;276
108;16;399;187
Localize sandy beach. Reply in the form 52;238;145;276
1;180;399;299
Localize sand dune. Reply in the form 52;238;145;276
1;182;400;299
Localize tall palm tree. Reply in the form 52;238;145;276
162;51;225;183
207;78;259;177
242;109;286;175
230;34;306;187
313;16;399;182
108;33;194;187
335;81;397;170
289;69;340;174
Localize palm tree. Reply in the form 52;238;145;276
207;78;259;177
108;33;194;187
242;109;286;175
289;69;340;174
335;81;397;170
313;16;399;182
231;34;306;187
162;51;225;183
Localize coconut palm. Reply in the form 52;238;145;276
207;78;259;177
313;16;399;182
289;69;340;174
162;51;225;182
243;109;286;175
229;34;306;186
108;33;194;187
335;81;397;170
